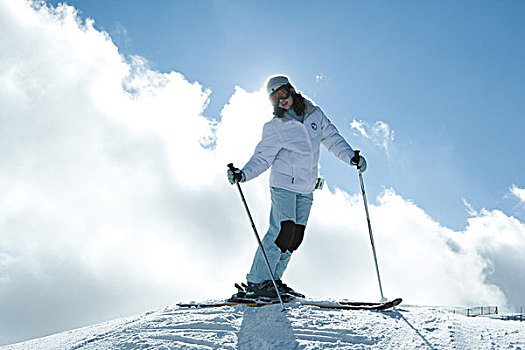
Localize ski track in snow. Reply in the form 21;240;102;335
2;303;524;349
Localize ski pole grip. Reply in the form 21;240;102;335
353;150;360;169
227;163;236;172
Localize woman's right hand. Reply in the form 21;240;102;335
227;167;246;184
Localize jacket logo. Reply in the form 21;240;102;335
311;122;317;130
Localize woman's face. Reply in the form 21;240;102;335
279;95;293;110
271;86;293;110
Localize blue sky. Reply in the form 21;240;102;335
46;0;525;230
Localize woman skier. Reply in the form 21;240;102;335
227;75;367;298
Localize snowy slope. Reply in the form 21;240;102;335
2;301;524;349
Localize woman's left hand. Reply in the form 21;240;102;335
351;153;367;172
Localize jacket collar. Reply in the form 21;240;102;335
303;99;317;120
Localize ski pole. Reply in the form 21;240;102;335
227;163;286;311
353;151;387;302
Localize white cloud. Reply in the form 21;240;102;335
0;0;524;346
462;197;478;216
292;188;513;308
458;208;525;309
510;185;525;204
350;119;395;155
349;119;369;138
315;73;326;83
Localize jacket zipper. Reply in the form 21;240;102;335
291;155;295;183
289;119;315;186
300;121;314;186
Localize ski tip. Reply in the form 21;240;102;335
393;298;403;305
380;298;402;310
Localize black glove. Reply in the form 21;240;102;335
351;152;367;172
227;166;246;184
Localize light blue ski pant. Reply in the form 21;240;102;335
246;186;313;284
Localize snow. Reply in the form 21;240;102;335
2;302;524;349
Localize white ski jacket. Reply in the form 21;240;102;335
242;101;355;194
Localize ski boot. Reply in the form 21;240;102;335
276;280;305;298
245;280;295;302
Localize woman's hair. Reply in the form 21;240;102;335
272;84;306;118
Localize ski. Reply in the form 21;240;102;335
178;283;401;310
177;283;295;308
227;289;295;304
302;298;402;311
178;297;402;311
177;300;279;308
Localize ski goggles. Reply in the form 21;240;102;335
270;85;291;106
